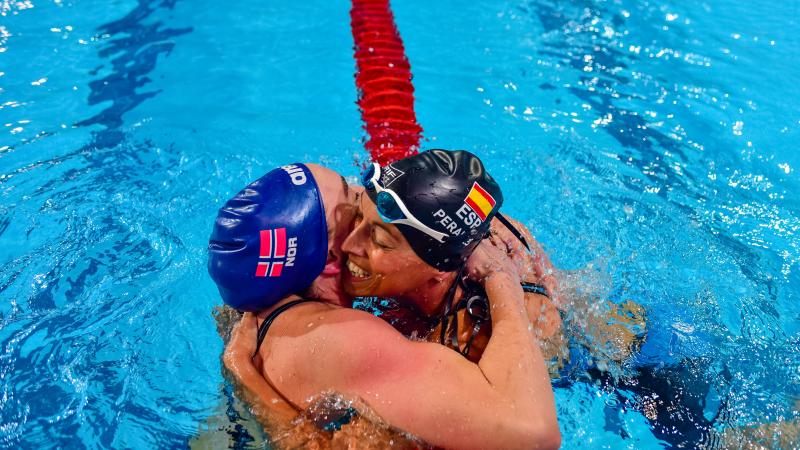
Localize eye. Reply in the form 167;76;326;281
371;228;391;249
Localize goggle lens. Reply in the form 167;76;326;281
357;162;448;243
376;191;405;222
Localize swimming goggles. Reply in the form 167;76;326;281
361;163;449;243
361;162;551;299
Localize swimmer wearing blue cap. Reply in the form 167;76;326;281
210;152;561;449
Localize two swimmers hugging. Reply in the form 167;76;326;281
208;149;562;449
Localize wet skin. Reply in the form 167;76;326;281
341;192;456;316
341;192;563;359
228;166;783;450
223;164;562;449
298;164;361;306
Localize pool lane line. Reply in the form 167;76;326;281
350;0;422;165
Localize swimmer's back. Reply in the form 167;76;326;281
253;297;408;408
226;303;429;449
251;287;561;450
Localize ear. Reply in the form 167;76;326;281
427;268;456;285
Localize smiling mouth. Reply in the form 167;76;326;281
346;259;371;278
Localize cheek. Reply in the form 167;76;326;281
331;228;346;251
367;248;390;271
370;250;421;287
370;245;408;264
332;217;354;250
390;252;419;270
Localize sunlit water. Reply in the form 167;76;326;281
1;0;798;448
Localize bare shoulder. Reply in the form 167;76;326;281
277;304;412;364
267;302;407;344
261;303;419;404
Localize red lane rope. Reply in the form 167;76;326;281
350;0;422;165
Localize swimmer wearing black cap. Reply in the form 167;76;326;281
211;153;560;449
343;149;559;359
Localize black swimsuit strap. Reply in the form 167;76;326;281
253;298;321;359
495;212;531;251
522;282;550;298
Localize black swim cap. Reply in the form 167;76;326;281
362;149;503;271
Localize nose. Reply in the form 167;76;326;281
327;247;340;264
341;220;366;258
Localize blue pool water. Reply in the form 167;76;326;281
1;0;799;448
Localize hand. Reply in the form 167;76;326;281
489;217;558;302
466;238;521;285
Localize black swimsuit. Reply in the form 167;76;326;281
253;298;321;358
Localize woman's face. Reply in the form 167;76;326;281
340;193;446;311
306;164;361;305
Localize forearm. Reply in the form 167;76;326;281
478;273;559;443
223;317;299;423
523;293;562;341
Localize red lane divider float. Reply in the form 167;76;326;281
350;0;422;165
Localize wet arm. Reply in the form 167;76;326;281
292;282;559;448
223;314;298;420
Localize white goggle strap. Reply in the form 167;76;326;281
370;163;449;243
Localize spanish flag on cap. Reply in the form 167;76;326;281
464;181;497;221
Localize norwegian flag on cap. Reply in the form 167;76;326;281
255;228;288;277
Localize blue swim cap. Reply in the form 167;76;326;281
208;163;328;312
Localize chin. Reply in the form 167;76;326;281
342;271;383;298
342;281;365;299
